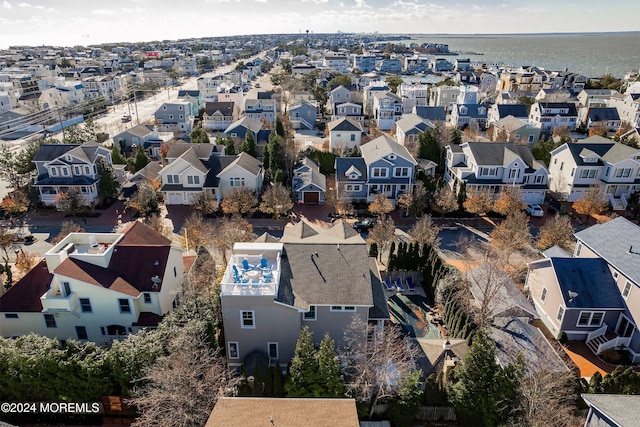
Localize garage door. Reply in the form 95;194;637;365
303;192;320;204
522;191;544;205
167;192;184;205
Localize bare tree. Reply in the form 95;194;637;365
193;192;219;217
220;187;258;217
368;193;393;218
573;187;608;225
55;188;84;216
397;192;413;217
340;316;418;419
15;250;38;275
146;214;171;238
182;213;214;251
463;190;494;216
493;187;526;216
128;331;240;427
517;369;580;427
367;216;395;263
334;196;355;217
210;216;256;264
536;215;574;251
408;215;441;248
259;183;293;219
490;212;532;264
432;187;458;216
51;220;84;245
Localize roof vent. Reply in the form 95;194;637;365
568;291;578;303
154;260;159;266
151;276;161;289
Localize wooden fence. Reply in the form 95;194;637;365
371;404;456;422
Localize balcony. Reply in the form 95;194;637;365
41;290;79;312
220;243;283;297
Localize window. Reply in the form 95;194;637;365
230;177;246;187
44;314;57;328
331;306;356;312
623;281;632;299
79;298;92;313
615;168;632;178
371;167;388;178
303;306;317;320
4;313;18;319
394;167;409;178
241;310;255;328
167;174;179;184
74;166;80;175
51;168;58;176
228;342;239;359
480;167;497;176
580;169;597;179
576;243;582;257
534;175;545;184
62;168;68;176
187;176;200;185
84;166;90;175
76;326;88;340
345;184;361;192
509;169;519;179
577;311;605;327
613;271;619;280
556;306;565;322
118;299;131;314
541;287;548;303
560;162;564;171
143;293;152;304
268;342;279;360
350;134;355;141
62;281;71;297
571;168;575;177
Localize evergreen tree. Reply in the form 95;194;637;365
285;326;321;397
264;364;274;396
387;241;396;270
111;146;127;165
240;131;257;157
274;169;284;183
97;159;119;201
369;242;378;258
252;365;264;396
317;333;344;397
273;363;285;397
134;147;150;172
190;127;210;144
387;370;423;427
418;129;440;163
224;137;236;155
275;116;285;138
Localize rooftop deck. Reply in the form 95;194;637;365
220;243;284;297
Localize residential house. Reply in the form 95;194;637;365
394;114;435;147
177;90;202;117
526;217;640;363
327;117;363;153
498;71;543;93
335;134;417;203
377;58;402;74
413;105;446;122
82;75;121;102
330;102;364;126
363;83;390;116
582;394;640;427
292;158;326;204
32;143;113;208
327;85;355;114
39;82;85;109
291;64;317;79
0;91;13;112
445;142;549;204
372;91;403;131
112;124;173;158
127;162;162;188
547;136;640;206
428;85;460;114
577;89;618;108
219;220;389;368
492;116;541;144
450;86;487;130
202;101;237;132
159;143;263;204
578;107;621;132
534;88;574;103
487;104;529;126
352;54;377;73
243;98;276;126
0;222;184;342
224;116;270;146
288;100;316;130
206;398;359;427
398;82;429;114
430;58;454;72
529;101;578;131
608;93;640;128
323;55;349;73
154;100;194;136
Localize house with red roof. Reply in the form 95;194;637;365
0;222;184;343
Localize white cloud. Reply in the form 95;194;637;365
254;0;268;2
122;7;145;13
3;1;12;9
355;0;366;7
301;0;328;3
92;9;115;16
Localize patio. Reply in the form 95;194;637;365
388;294;441;339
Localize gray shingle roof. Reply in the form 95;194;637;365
550;257;624;309
328;117;363;132
496;104;529;118
582;394;640;427
491;317;569;375
205;101;234;116
33;144;79;162
361;135;417;166
464;142;542;170
574;217;640;285
394;114;434;134
293;158;327;192
120;124;154;139
335;157;367;182
220;152;262;176
413;106;446;121
587;107;620;122
167;143;214;160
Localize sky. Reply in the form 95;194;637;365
1;0;639;48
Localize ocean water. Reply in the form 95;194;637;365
407;32;640;78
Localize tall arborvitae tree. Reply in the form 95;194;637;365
224;137;236;155
285;326;321;397
317;333;344;397
240;131;257;157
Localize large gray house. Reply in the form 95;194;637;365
220;221;389;369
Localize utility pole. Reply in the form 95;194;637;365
57;108;66;141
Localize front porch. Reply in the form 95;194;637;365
585;321;634;357
601;183;640;211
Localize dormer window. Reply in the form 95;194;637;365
388;154;396;160
349;174;358;180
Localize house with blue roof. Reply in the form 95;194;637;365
335;135;417;204
413;105;446;122
292;158;326;205
487;103;529;126
288;100;316;130
526;217;640;363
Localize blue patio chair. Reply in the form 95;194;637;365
406;276;415;291
260;258;268;269
232;265;240;275
395;277;405;292
263;272;273;282
385;276;395;291
242;259;250;271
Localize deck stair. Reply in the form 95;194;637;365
586;332;618;354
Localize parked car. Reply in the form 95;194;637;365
353;218;376;232
526;204;544;217
121;115;132;123
255;82;261;88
